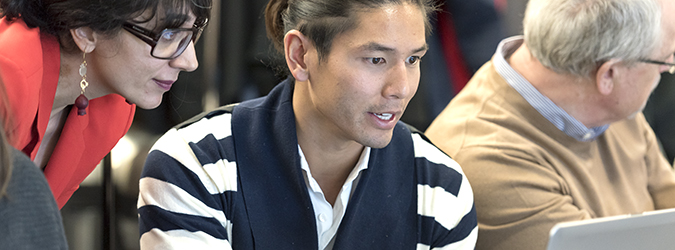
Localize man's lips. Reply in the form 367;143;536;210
372;112;394;121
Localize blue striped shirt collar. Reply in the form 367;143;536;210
493;36;609;142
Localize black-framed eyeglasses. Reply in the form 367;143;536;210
122;18;208;59
640;58;675;74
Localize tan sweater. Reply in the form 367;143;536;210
425;60;675;250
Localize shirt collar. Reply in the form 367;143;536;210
298;145;370;193
493;36;609;142
297;145;370;250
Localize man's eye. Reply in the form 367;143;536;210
406;56;421;65
368;57;385;64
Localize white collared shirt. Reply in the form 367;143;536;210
298;145;371;250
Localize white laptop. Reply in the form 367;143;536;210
546;208;675;250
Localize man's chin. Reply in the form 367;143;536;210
361;132;394;149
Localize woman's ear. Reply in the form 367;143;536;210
69;27;96;53
595;59;621;96
284;29;312;81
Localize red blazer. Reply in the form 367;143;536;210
0;18;136;208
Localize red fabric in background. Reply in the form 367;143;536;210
437;9;472;94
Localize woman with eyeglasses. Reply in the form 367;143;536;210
0;0;211;208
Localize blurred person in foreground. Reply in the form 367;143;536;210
425;0;675;249
137;0;478;249
0;74;67;249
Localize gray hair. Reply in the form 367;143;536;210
523;0;661;78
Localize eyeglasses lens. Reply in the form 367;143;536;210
152;30;194;59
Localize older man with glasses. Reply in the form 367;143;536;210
425;0;675;249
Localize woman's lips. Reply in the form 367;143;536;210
154;79;174;91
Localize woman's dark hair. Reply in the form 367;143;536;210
0;0;211;51
265;0;439;61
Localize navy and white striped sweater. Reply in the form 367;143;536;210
138;79;477;249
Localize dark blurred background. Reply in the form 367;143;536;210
59;0;675;249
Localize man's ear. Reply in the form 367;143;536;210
284;29;312;81
595;59;621;95
69;27;96;53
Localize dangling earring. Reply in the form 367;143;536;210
75;52;89;116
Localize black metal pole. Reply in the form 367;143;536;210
103;153;115;250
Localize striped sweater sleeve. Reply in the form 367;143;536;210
412;133;478;250
138;113;237;250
